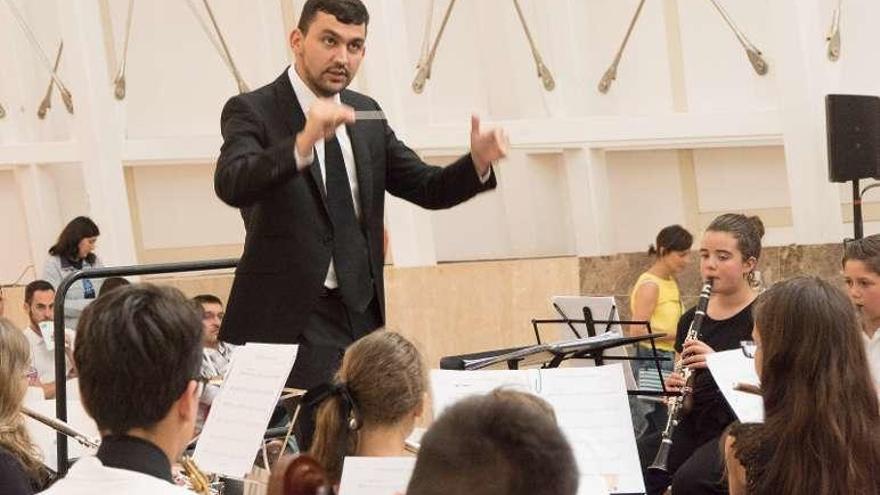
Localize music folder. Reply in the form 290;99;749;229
194;343;298;477
431;365;644;494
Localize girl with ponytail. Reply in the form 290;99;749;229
306;331;426;484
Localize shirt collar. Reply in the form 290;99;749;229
287;64;341;114
863;330;880;344
96;435;173;483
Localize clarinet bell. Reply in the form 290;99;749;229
648;437;672;474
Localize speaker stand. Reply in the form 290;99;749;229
854;179;864;240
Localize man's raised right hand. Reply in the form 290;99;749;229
294;99;356;167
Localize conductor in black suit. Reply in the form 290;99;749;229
215;0;506;399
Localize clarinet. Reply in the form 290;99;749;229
648;278;714;474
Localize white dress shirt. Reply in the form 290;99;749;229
288;65;360;290
23;325;72;384
286;65;492;290
863;329;880;389
38;456;192;495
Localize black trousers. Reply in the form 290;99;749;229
670;435;728;494
642;430;728;495
291;291;382;452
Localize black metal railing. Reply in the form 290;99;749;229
52;258;238;474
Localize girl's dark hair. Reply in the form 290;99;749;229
706;213;765;286
48;216;100;263
842;234;880;275
647;225;693;257
739;276;880;494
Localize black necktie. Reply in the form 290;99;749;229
324;136;372;311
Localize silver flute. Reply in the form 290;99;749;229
21;406;100;450
649;278;713;473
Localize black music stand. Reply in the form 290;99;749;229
537;306;671;393
440;313;674;397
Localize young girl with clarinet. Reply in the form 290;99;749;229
643;213;764;495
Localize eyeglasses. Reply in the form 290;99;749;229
22;366;39;384
740;340;757;359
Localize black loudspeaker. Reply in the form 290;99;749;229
826;94;880;183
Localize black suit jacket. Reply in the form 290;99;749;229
215;70;496;346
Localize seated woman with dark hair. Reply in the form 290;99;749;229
725;276;880;495
306;330;426;485
0;317;53;494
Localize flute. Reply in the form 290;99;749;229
21;406;100;450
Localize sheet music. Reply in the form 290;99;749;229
23;384;99;471
707;349;764;423
430;365;642;494
338;457;415;495
431;370;536;417
194;343;298;477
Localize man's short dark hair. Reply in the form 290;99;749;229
406;392;579;495
98;277;130;297
192;294;223;307
24;280;54;305
297;0;369;34
74;284;203;434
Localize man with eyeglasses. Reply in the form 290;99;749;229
191;294;235;435
192;294;234;381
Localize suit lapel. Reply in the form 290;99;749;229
273;70;329;210
341;91;373;227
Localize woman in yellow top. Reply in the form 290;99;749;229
628;225;692;442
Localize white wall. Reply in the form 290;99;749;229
431;151;576;261
2;0;880;281
677;0;778;113
0;170;35;282
605;150;688;253
129;164;244;249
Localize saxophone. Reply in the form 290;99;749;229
180;455;213;495
648;278;714;473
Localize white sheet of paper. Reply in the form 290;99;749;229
430;365;639;495
23;387;99;472
431;369;536;417
194;343;298;477
338;456;415;495
706;349;763;423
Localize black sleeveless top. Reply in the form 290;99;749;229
729;422;771;493
674;301;755;444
